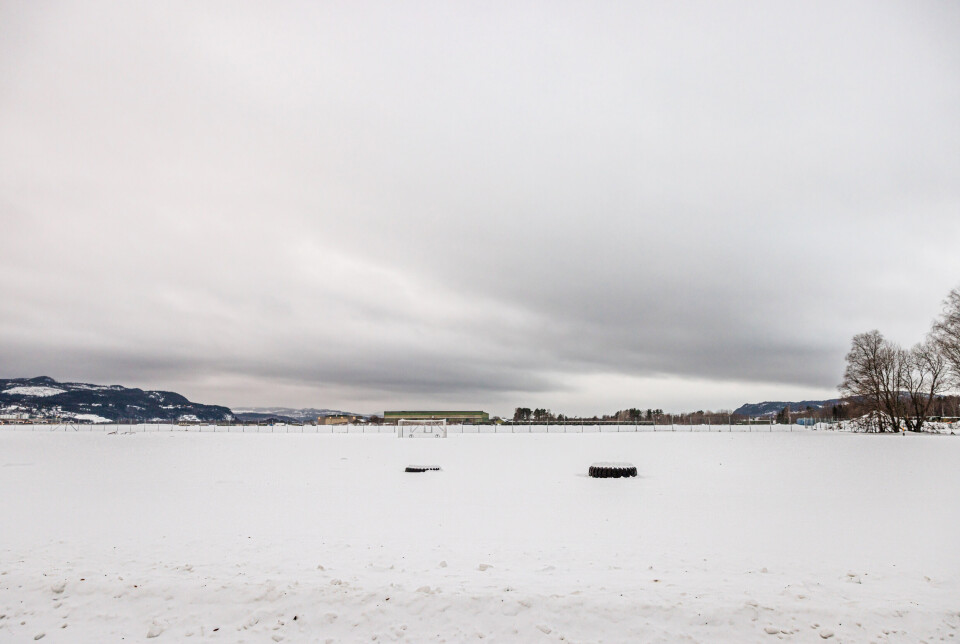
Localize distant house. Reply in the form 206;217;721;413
318;414;360;425
383;410;489;424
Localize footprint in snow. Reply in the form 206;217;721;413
146;620;165;638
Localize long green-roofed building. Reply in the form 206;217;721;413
384;410;489;423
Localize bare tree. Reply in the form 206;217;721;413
903;340;950;432
840;330;906;432
932;287;960;386
885;344;909;431
841;288;960;432
840;330;884;431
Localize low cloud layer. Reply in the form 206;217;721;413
2;2;959;415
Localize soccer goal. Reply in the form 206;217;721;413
397;418;447;438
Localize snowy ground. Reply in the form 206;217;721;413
1;431;958;642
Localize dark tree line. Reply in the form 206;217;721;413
512;407;555;421
512;407;745;424
614;408;664;422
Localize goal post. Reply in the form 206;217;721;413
397;418;448;438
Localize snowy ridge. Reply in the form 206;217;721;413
233;407;363;422
0;376;234;423
734;398;842;417
2;386;67;397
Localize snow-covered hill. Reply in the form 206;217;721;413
232;407;364;423
734;398;842;417
0;376;234;423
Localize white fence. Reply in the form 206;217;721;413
5;422;828;434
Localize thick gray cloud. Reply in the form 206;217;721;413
1;1;959;415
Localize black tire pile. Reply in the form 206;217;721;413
588;462;637;478
404;465;442;473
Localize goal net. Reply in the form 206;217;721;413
397;418;448;438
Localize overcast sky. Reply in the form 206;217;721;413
1;1;958;416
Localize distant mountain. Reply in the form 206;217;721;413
734;399;842;418
232;412;303;424
0;376;234;423
232;407;364;423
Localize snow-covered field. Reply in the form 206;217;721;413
1;431;958;642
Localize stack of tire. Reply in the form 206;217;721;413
588;462;637;478
405;465;442;473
